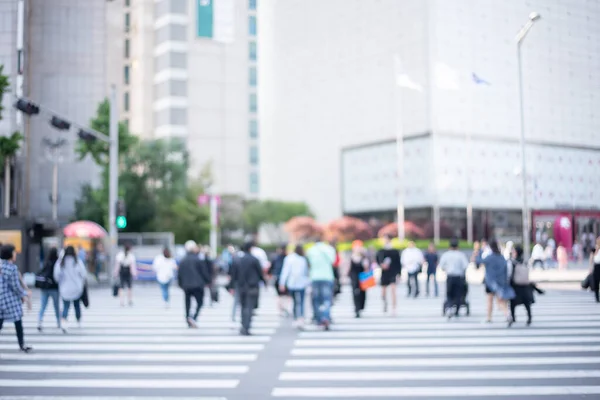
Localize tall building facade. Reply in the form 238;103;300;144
115;0;260;197
0;0;105;220
259;0;600;243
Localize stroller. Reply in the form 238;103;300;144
443;276;470;318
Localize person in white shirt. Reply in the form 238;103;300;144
279;245;310;327
114;244;137;307
401;241;425;298
250;244;270;311
152;247;178;308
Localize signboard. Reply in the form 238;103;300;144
198;194;221;206
0;230;22;253
197;0;214;38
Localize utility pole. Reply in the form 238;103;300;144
42;137;67;221
108;86;119;284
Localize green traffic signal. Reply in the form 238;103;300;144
116;215;127;229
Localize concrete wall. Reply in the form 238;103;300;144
25;0;105;219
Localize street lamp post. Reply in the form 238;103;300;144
42;137;68;221
516;12;541;260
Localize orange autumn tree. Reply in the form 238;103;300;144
325;216;373;242
284;216;324;242
378;221;427;239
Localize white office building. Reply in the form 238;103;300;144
259;0;600;245
112;0;260;197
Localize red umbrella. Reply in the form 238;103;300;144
63;221;108;239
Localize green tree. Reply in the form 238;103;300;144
243;200;313;234
0;66;23;217
75;99;138;166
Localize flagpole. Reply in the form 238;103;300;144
393;56;405;241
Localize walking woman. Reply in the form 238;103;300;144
54;246;87;333
152;247;178;308
0;244;32;352
279;244;310;328
508;245;534;326
477;240;515;325
114;243;137;307
37;247;61;332
349;240;369;318
591;237;600;303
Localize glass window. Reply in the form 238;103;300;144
249;120;258;138
249;0;257;10
250;146;259;165
124;92;130;112
249;42;257;61
125;13;130;32
249;172;259;194
124;39;130;58
125;0;130;6
249;93;257;113
440;208;467;240
249;67;257;86
248;16;256;36
124;65;130;85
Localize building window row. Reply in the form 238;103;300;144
249;120;258;138
124;92;130;112
124;65;130;85
249;16;256;36
125;13;131;33
250;146;259;165
249;66;257;86
249;41;257;61
249;0;256;11
250;172;259;194
249;93;257;113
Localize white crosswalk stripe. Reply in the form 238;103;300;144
272;284;600;398
0;285;280;398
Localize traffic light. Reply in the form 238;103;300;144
77;128;97;143
50;116;71;131
15;98;40;115
116;199;127;229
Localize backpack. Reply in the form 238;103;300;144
512;262;529;285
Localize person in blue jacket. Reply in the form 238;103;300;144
477;240;515;326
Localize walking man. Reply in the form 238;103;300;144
306;235;336;330
229;241;266;335
178;240;211;328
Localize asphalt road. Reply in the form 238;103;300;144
0;280;599;400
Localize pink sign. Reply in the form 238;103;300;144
197;194;221;206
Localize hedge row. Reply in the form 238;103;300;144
257;238;473;253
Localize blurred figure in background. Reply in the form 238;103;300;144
590;237;600;303
279;244;310;328
376;234;401;315
0;244;32;352
152;247;178;308
270;244;290;317
508;245;535;326
54;246;87;333
349;240;369;318
402;241;425;298
230;241;266;335
478;240;515;325
557;242;568;270
503;241;514;261
114;243;137;307
178;240;210;328
423;242;439;297
37;247;61;332
306;236;336;330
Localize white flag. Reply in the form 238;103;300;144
394;55;423;92
434;63;460;90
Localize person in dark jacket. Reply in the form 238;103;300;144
37;247;61;332
229;241;266;335
269;244;290;317
178;240;211;328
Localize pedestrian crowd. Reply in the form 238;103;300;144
1;234;599;352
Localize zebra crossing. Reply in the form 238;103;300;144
273;284;600;399
0;284;281;399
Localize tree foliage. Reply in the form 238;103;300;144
0;64;9;121
74;99;209;239
324;216;373;242
284;216;323;242
0;131;23;164
244;200;313;234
